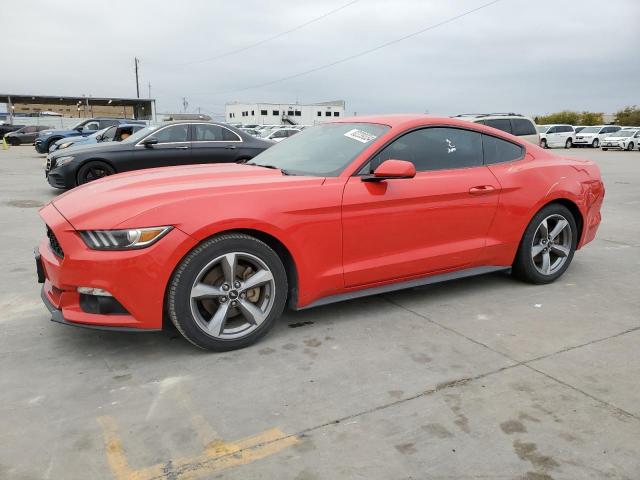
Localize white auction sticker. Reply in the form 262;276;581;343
343;129;377;143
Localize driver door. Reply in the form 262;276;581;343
126;123;192;172
341;127;500;287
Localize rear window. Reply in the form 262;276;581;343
484;119;512;134
512;119;537;136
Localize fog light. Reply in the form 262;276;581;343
77;287;113;297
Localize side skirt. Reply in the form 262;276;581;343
297;266;510;310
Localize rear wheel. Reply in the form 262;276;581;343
76;161;115;186
167;233;288;351
565;138;572;149
592;138;600;148
512;204;577;284
540;139;548;149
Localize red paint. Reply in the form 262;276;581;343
38;115;604;330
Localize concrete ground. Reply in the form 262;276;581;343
0;144;638;480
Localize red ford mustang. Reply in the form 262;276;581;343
36;115;604;350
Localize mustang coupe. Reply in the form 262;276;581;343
36;115;604;351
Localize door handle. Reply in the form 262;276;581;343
224;145;236;150
469;185;496;195
175;145;189;150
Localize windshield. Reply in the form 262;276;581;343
581;127;601;134
537;126;550;133
121;124;160;144
248;122;390;177
611;130;633;137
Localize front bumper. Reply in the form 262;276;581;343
601;142;624;149
573;138;596;145
37;203;198;330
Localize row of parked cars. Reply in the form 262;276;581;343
538;124;640;150
232;123;309;142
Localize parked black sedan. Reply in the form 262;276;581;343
45;121;274;189
4;125;51;145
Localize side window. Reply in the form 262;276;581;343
547;126;558;134
84;121;100;131
24;126;37;133
372;127;483;172
512;119;537;136
484;119;512;134
154;124;189;143
272;130;288;139
482;135;524;165
222;128;241;141
102;126;116;141
193;124;225;141
99;120;119;128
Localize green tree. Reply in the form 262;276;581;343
614;106;640;126
578;111;603;125
535;111;580;125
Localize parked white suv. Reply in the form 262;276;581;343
573;125;621;148
537;124;575;149
601;129;640;151
454;113;539;144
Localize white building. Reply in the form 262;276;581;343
225;100;345;126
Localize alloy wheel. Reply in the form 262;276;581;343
189;252;276;339
84;166;110;181
592;139;599;148
531;214;572;276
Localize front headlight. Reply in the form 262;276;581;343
43;131;53;136
55;156;75;166
79;226;172;250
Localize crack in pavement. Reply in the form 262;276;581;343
147;313;640;479
384;296;640;422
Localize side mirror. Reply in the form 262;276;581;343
75;126;84;132
362;159;416;182
95;134;103;141
143;137;158;147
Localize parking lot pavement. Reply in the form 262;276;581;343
0;145;638;479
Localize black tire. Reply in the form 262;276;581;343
627;142;634;151
602;148;608;151
45;137;62;152
167;233;288;351
540;139;548;149
76;160;115;186
9;138;20;146
565;138;572;149
592;138;599;148
512;203;577;284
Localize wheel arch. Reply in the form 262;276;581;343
164;227;300;314
537;198;584;246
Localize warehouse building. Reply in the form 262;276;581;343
225;100;345;126
0;94;155;123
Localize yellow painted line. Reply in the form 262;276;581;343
98;416;297;480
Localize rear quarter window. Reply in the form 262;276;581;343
482;134;524;165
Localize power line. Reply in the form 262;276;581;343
178;0;359;67
194;0;502;97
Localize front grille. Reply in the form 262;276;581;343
47;226;64;258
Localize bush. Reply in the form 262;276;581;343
615;106;640;126
534;111;603;126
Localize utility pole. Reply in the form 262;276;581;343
134;57;140;98
148;82;151;99
182;97;188;113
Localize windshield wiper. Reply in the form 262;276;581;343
245;163;293;175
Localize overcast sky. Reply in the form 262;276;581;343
4;0;639;118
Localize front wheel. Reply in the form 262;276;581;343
565;138;572;149
512;204;577;284
167;233;288;351
602;148;608;151
592;139;600;148
540;139;548;149
627;142;634;151
76;161;115;186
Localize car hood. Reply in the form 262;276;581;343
51;140;128;158
603;136;627;141
51;163;325;230
38;129;77;137
576;132;597;137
